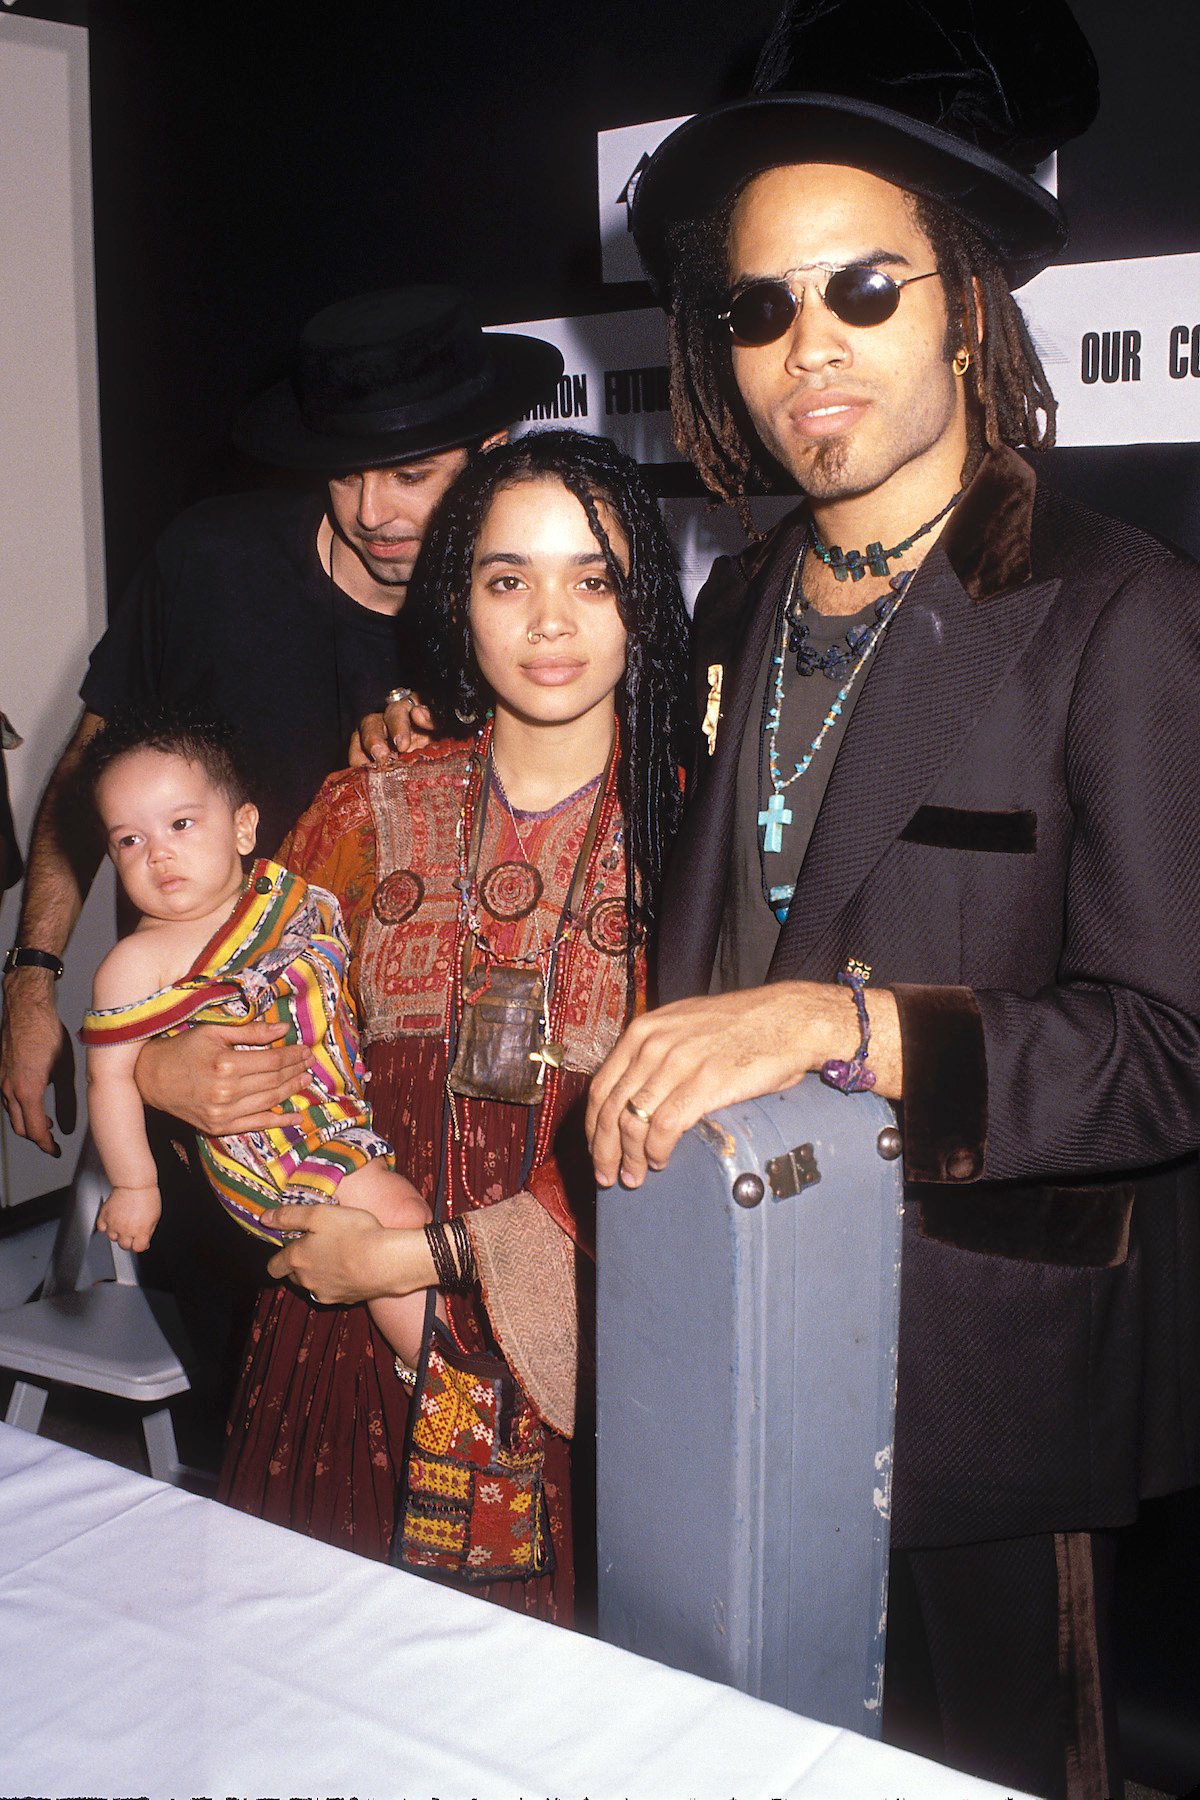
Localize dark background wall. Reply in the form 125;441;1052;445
13;0;1200;597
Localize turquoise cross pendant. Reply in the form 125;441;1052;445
759;791;792;854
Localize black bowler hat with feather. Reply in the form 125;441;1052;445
632;0;1099;297
234;286;564;472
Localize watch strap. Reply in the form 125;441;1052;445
3;946;65;979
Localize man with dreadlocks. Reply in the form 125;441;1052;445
587;4;1200;1795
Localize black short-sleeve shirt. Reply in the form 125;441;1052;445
1;747;21;892
81;491;406;855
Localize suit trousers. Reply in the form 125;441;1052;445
885;1531;1121;1800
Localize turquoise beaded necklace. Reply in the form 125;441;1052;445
759;551;914;922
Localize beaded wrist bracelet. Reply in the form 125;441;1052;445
820;962;877;1094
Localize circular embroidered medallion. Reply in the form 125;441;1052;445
372;869;425;924
586;896;629;956
479;859;543;922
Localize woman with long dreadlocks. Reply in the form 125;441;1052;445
217;430;690;1623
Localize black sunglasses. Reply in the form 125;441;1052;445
720;265;941;345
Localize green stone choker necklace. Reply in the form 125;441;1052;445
809;487;964;583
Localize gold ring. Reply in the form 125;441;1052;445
386;686;413;705
625;1098;654;1124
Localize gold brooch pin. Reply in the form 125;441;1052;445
702;663;723;756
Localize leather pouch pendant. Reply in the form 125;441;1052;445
447;962;554;1105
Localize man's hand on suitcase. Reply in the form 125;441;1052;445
586;981;902;1188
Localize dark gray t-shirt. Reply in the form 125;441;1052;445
717;585;880;992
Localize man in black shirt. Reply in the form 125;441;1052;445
0;712;22;900
2;285;561;1156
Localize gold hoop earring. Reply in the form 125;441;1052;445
951;347;973;376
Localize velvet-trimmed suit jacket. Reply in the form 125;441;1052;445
665;448;1200;1546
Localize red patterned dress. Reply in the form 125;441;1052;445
217;739;635;1623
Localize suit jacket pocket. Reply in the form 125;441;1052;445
901;805;1037;854
914;1180;1133;1267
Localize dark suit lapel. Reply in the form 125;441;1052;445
769;547;1062;978
658;514;806;1001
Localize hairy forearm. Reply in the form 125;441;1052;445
802;980;903;1099
13;711;106;958
0;714;106;1154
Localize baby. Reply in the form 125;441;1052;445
79;709;432;1368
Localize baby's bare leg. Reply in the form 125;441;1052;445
338;1161;429;1230
336;1161;445;1366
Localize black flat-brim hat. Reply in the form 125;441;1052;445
633;0;1099;298
234;286;564;472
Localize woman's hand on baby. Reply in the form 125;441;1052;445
96;1184;161;1253
266;1205;390;1303
134;1021;309;1134
348;694;435;767
266;1203;435;1304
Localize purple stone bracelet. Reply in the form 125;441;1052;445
820;963;876;1094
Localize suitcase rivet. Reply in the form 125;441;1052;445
732;1172;765;1208
876;1126;903;1161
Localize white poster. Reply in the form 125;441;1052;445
596;115;689;284
491;308;674;462
1021;251;1200;447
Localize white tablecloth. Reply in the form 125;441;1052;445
0;1423;1030;1800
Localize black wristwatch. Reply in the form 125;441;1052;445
3;946;65;979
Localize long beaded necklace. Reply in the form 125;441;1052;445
446;719;622;1209
758;553;914;922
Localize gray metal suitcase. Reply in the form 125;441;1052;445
596;1074;904;1736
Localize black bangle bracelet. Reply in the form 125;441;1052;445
447;1215;477;1290
424;1223;458;1291
424;1219;477;1294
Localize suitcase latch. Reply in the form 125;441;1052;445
765;1142;821;1199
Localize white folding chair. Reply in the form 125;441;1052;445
0;1135;193;1482
0;1214;58;1310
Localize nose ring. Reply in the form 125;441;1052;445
527;628;542;644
